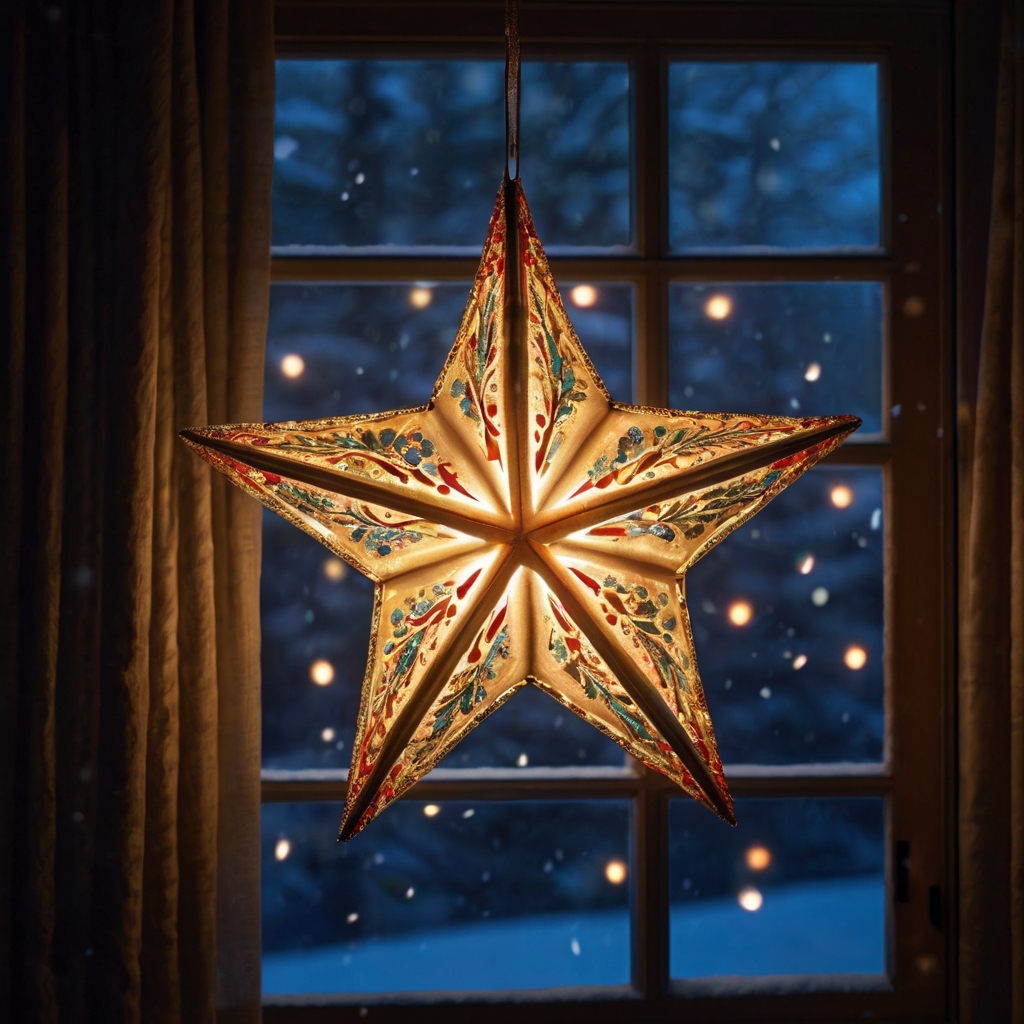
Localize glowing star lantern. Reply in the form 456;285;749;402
181;179;859;839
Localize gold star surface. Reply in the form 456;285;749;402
182;179;859;839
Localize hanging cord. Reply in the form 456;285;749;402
505;0;521;180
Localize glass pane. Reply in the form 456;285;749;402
262;281;633;769
668;62;881;252
263;800;631;994
262;283;471;769
265;282;471;422
686;466;884;765
670;797;885;978
562;281;633;402
668;282;883;435
437;683;626;770
274;60;631;251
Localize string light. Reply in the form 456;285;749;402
423;804;441;817
797;553;815;575
804;362;822;382
792;654;808;670
321;727;335;742
274;839;291;861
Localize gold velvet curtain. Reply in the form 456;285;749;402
0;0;273;1021
960;0;1024;1020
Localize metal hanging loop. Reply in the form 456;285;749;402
505;0;521;180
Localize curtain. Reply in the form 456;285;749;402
960;0;1024;1019
0;0;274;1021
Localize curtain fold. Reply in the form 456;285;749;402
0;1;273;1021
959;0;1024;1020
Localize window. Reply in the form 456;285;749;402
261;3;952;1019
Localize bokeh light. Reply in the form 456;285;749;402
310;660;335;685
745;845;771;870
409;286;433;308
704;294;732;320
811;587;830;607
280;353;305;378
321;727;335;743
797;553;815;575
830;485;853;508
844;645;868;670
423;804;441;818
274;839;291;861
738;887;763;912
323;557;346;581
570;284;598;307
792;653;808;670
605;859;628;884
727;601;753;626
804;362;822;382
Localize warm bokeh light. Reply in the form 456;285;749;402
346;912;359;924
804;362;822;382
727;601;753;626
811;587;830;607
274;839;291;861
516;752;529;767
792;654;808;670
704;294;733;320
310;659;335;685
738;887;763;912
797;553;815;575
323;557;346;581
830;485;854;508
604;860;628;884
423;804;441;817
280;353;305;378
844;645;868;670
321;727;335;743
745;845;771;871
409;286;433;309
570;284;598;308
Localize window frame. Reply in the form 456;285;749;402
263;2;955;1020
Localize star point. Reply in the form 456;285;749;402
183;176;859;839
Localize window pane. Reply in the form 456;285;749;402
263;800;631;994
265;282;469;422
668;282;883;435
262;282;633;769
262;283;470;769
668;63;881;252
670;797;885;978
273;60;631;251
562;281;633;401
687;466;884;765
